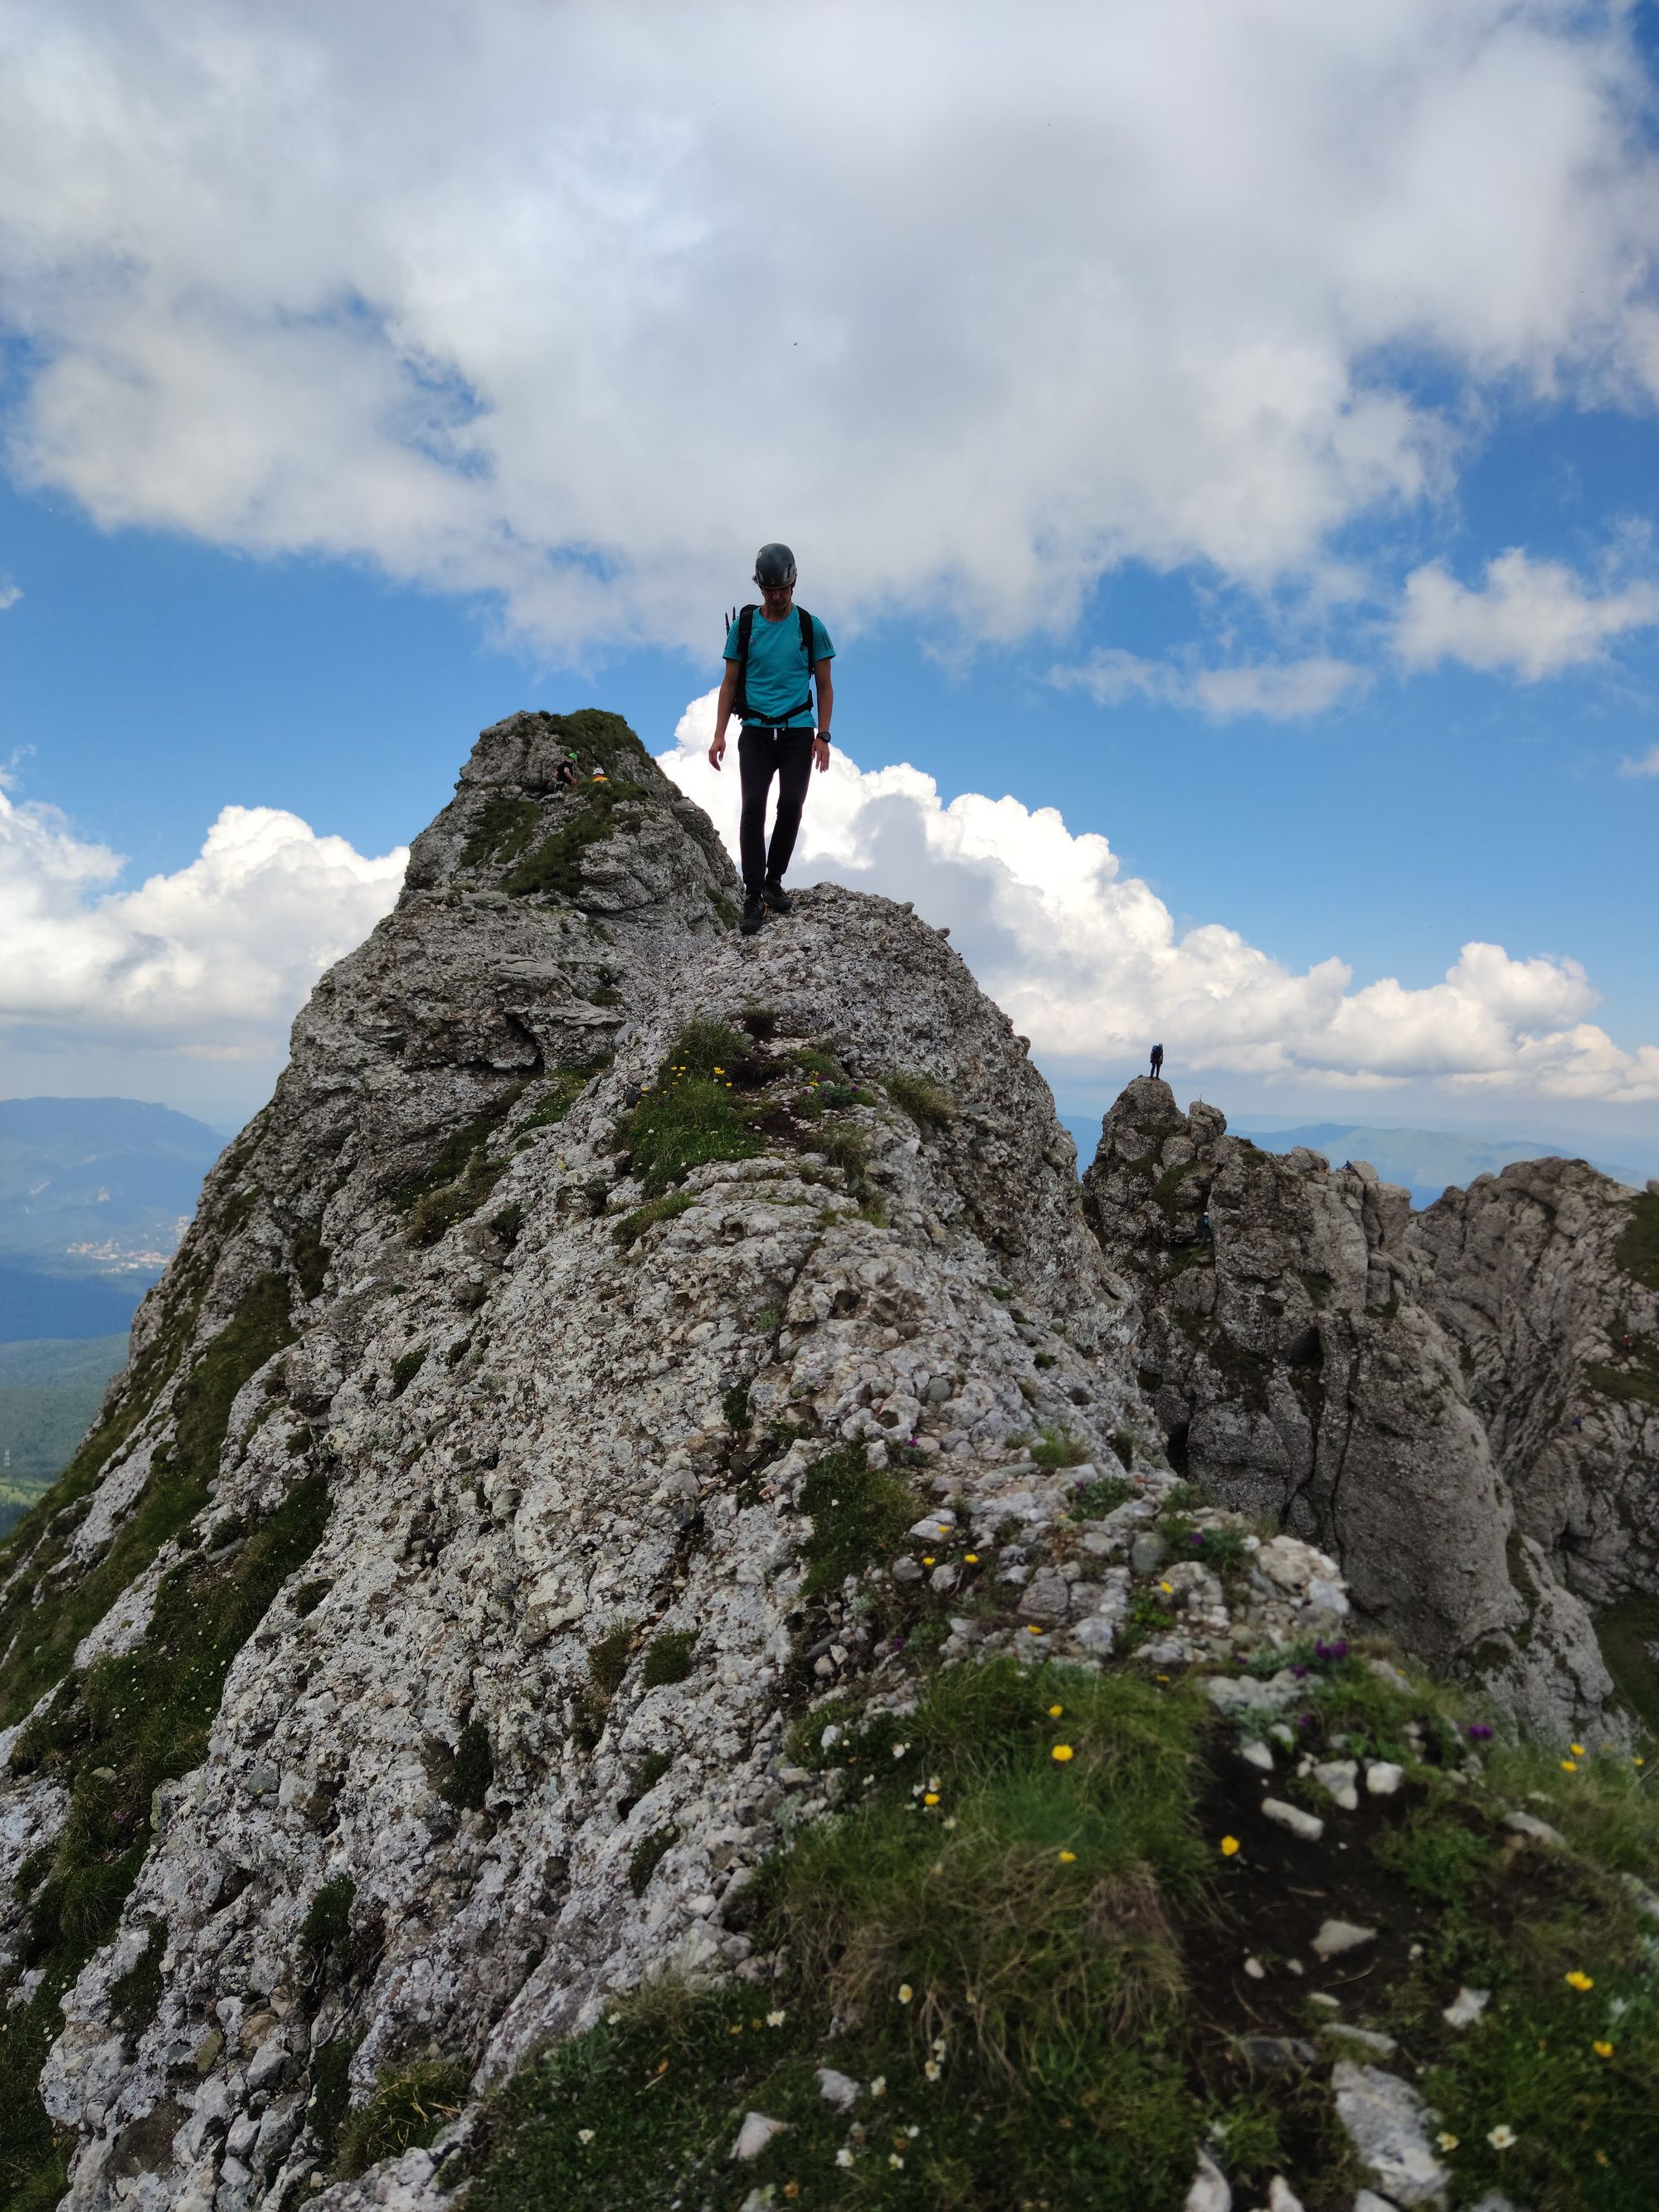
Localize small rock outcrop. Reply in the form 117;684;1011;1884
1079;1079;1618;1734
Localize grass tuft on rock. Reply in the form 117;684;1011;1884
884;1069;956;1129
464;1661;1209;2212
798;1444;923;1597
336;2060;471;2179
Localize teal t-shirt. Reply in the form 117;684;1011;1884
724;607;834;728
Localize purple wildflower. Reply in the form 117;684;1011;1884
1292;1664;1310;1679
1466;1722;1494;1742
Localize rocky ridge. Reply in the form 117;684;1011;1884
0;710;1652;2212
1080;1079;1648;1739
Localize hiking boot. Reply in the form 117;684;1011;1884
763;877;793;915
740;891;766;936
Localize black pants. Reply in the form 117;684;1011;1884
737;725;814;891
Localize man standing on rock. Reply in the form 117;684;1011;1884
1150;1042;1165;1079
708;543;834;937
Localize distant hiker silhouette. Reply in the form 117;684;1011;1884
708;543;835;937
1149;1043;1165;1079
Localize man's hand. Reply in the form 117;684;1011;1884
813;736;830;773
708;731;727;771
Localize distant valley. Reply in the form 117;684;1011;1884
0;1097;224;1528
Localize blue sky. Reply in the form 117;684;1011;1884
2;1;1658;1147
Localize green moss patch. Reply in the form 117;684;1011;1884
505;780;649;900
390;1347;428;1398
628;1825;679;1898
462;794;542;872
428;1718;494;1811
301;1875;357;1965
292;1224;330;1302
640;1631;698;1688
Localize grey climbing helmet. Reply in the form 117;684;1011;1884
754;542;797;587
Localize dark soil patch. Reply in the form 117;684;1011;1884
1190;1739;1426;2060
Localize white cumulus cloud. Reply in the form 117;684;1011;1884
660;691;1659;1104
2;2;1658;653
0;782;406;1057
1617;743;1659;777
1050;650;1368;719
1394;548;1659;678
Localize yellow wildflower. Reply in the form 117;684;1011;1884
1051;1744;1074;1763
1058;1849;1077;1864
1027;1625;1044;1635
1571;1742;1585;1756
965;1552;980;1563
1048;1703;1063;1717
1565;1971;1594;1991
923;1791;939;1805
922;1556;936;1566
1594;2040;1614;2059
1561;1758;1579;1772
1219;1835;1241;1857
1159;1580;1174;1594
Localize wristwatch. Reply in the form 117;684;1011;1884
816;729;832;743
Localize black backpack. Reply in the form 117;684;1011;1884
726;602;817;728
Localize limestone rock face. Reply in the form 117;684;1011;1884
0;712;1151;2211
2;711;1646;2210
1079;1079;1616;1732
1415;1160;1659;1610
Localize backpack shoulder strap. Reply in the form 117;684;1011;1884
732;604;757;721
797;604;814;660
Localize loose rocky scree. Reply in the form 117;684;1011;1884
0;709;1653;2212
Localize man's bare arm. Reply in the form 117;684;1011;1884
812;661;834;772
708;661;741;769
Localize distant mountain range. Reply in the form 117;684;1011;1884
0;1096;223;1342
1060;1111;1654;1211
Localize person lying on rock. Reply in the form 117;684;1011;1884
708;541;834;937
